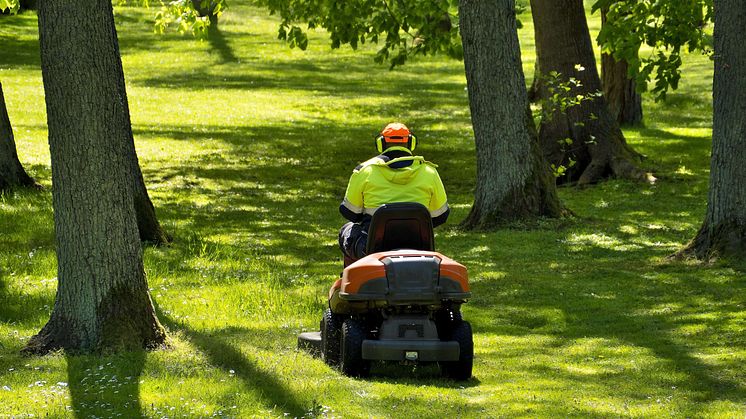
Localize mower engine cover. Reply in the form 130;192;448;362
330;250;470;310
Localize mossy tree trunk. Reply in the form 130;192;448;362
530;0;650;186
0;82;38;191
678;0;746;260
24;0;165;354
601;8;643;126
459;0;564;229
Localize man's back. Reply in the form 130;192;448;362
338;122;450;261
344;155;448;219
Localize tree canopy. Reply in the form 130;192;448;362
1;0;20;14
261;0;463;68
593;0;713;99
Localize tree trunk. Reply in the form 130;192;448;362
0;82;39;191
192;0;219;32
530;0;651;186
24;0;165;354
459;0;564;229
677;0;746;260
600;8;643;126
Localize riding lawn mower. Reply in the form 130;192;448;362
298;202;473;380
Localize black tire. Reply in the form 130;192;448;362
321;309;343;367
341;318;370;377
435;308;463;340
441;321;473;381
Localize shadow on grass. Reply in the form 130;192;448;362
0;271;51;325
366;362;482;387
208;26;238;64
157;311;307;417
133;58;467;108
65;350;146;419
462;233;746;406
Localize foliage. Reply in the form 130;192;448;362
114;0;151;6
154;0;225;38
592;0;713;99
154;0;527;68
259;0;463;68
1;4;744;418
536;66;602;121
0;0;19;14
535;65;601;177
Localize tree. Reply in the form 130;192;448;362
677;0;746;259
3;0;168;244
593;0;712;100
530;0;651;186
0;82;38;191
261;0;462;67
23;0;165;354
155;0;226;38
600;7;642;126
0;0;19;13
459;0;563;228
191;0;219;29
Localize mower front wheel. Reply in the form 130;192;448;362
340;318;370;377
440;321;473;381
321;309;343;367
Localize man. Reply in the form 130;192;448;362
339;122;449;262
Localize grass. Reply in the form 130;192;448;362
1;2;744;418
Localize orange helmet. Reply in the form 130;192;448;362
376;122;417;152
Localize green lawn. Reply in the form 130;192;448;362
1;2;744;418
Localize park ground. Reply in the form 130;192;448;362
1;2;744;417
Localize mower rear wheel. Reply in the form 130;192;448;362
435;307;463;340
321;309;343;367
440;321;473;381
341;318;370;377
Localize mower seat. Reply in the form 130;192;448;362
365;202;434;254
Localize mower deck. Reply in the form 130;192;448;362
297;332;322;357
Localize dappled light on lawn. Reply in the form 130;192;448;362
1;1;745;417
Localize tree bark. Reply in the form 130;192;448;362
677;0;746;260
0;82;39;191
24;0;165;354
600;8;643;126
530;0;651;186
459;0;564;229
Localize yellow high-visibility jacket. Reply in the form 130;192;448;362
341;153;449;219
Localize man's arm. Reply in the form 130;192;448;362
429;168;450;227
432;206;450;227
340;169;366;222
339;202;364;222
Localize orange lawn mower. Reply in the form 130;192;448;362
298;203;473;380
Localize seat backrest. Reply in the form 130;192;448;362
366;202;434;254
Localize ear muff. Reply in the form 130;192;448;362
375;135;385;153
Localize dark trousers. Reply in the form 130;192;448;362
338;220;370;260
